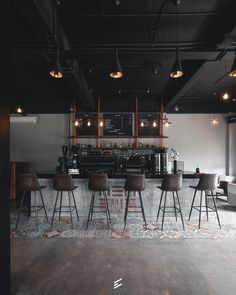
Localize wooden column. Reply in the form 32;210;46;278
0;102;10;295
134;97;139;148
97;98;101;148
160;98;164;148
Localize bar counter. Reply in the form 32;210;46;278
35;172;201;217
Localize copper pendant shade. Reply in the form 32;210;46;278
49;49;63;78
110;48;123;78
228;49;236;77
170;48;184;78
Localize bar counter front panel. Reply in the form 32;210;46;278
34;175;200;217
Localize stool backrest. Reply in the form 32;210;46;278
18;174;40;191
53;174;74;191
161;174;182;191
88;174;109;191
197;174;218;191
124;174;145;192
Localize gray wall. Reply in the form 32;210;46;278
10;113;227;174
10;114;69;173
229;122;236;176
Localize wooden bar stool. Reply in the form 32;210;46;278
50;174;79;230
124;174;147;230
189;174;221;229
86;174;111;229
16;174;48;230
156;174;185;230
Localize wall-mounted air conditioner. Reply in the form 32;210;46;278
10;115;40;124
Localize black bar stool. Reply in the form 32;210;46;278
86;174;111;229
156;174;185;230
124;174;147;230
189;174;221;229
16;174;48;230
50;174;79;230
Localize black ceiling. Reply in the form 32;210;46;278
9;0;236;113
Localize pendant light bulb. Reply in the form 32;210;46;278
222;91;229;100
87;120;91;127
140;121;144;128
74;119;79;127
110;48;123;78
49;49;63;78
152;120;157;128
211;116;219;126
99;120;104;127
16;106;23;114
228;49;236;77
170;48;184;78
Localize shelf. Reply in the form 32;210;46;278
68;135;168;139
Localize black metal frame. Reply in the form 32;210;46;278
189;190;221;229
156;191;185;230
16;189;49;231
86;191;111;229
124;191;147;230
50;190;79;230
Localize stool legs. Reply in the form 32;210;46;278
59;192;63;221
39;190;48;222
68;191;73;230
72;191;80;221
124;192;130;230
161;192;167;230
156;191;164;222
50;191;59;230
189;189;221;229
86;191;110;230
139;192;147;229
211;190;221;229
34;191;38;231
188;190;197;220
157;191;185;230
16;191;26;229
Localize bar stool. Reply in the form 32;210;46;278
188;174;221;229
86;174;111;229
16;174;48;230
124;174;147;230
156;174;185;230
50;174;79;230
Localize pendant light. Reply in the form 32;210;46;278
221;43;230;101
16;106;23;114
99;120;104;127
140;120;144;128
228;49;236;77
152;120;158;128
87;119;91;127
74;119;79;127
211;116;219;126
170;3;183;78
163;115;171;127
49;48;63;78
222;91;230;100
109;48;123;78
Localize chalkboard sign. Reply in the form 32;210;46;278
138;113;160;136
76;113;97;136
103;113;133;136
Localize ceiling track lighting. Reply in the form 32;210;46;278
49;48;63;78
110;48;123;79
228;49;236;77
222;91;230;101
174;105;179;111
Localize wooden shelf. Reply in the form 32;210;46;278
68;135;168;139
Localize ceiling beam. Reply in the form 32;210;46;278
14;0;95;110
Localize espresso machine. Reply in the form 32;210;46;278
68;145;80;174
56;145;69;174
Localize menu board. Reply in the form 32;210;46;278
103;113;133;136
138;113;160;136
75;113;97;136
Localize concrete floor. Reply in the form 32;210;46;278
11;238;236;295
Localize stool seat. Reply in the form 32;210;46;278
86;174;111;229
189;174;221;229
156;174;184;230
16;174;48;230
50;174;80;230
